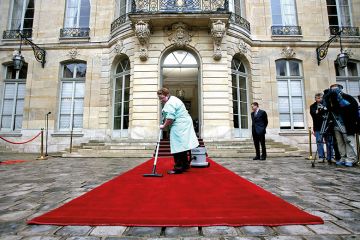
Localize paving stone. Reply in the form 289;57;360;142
21;237;62;240
302;235;342;240
307;210;338;221
55;226;92;236
222;237;262;240
65;237;101;240
264;236;304;240
334;220;360;234
19;225;59;236
0;236;23;240
238;226;273;236
274;225;314;235
124;227;162;237
90;226;127;236
164;227;199;237
327;210;360;220
340;235;360;240
0;210;33;221
307;222;350;235
202;226;238;236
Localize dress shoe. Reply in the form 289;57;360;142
260;156;266;160
253;156;260;160
167;170;182;174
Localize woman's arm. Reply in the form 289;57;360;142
160;119;173;129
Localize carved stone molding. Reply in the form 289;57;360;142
281;46;296;59
114;39;124;54
134;20;150;61
238;39;248;55
211;19;226;60
343;49;354;58
167;22;192;48
68;48;79;59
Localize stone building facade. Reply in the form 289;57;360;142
0;0;359;153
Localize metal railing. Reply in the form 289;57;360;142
111;15;128;32
330;26;360;36
131;0;228;13
3;29;32;39
271;26;302;36
60;28;90;38
229;13;250;33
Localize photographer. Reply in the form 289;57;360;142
323;83;359;167
310;93;331;161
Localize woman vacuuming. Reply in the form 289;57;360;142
157;87;199;174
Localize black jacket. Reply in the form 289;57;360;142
310;102;325;131
251;109;268;135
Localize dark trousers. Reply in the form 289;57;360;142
172;151;190;172
253;133;266;157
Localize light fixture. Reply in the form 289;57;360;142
12;30;46;70
316;28;349;68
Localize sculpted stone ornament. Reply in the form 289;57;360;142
167;22;192;48
68;48;79;59
114;40;124;54
238;39;248;54
343;49;354;58
281;46;296;59
211;20;226;60
134;20;150;61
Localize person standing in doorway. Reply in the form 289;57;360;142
251;102;268;160
157;87;199;174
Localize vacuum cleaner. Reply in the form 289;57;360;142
190;146;210;167
143;129;163;177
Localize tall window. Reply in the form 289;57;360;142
271;0;298;26
115;0;127;19
335;60;360;103
58;62;86;131
231;56;248;131
9;0;34;31
327;0;352;29
0;65;28;131
114;58;130;133
64;0;91;28
276;60;305;129
231;0;246;17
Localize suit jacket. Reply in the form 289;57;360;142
251;109;268;135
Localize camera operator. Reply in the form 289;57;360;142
323;83;359;167
310;93;328;162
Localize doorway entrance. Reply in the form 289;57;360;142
161;50;200;137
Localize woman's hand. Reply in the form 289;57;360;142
159;124;165;129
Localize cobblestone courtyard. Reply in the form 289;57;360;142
0;153;360;240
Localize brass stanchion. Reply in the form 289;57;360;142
37;129;48;160
306;127;313;160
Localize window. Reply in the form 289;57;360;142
231;0;246;17
58;62;86;131
115;0;128;19
114;58;130;133
271;0;298;26
0;65;28;131
335;60;360;103
9;0;34;31
64;0;91;28
276;60;305;129
327;0;352;28
231;56;248;130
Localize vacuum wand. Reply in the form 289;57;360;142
143;129;163;177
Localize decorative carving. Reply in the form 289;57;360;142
167;22;192;48
134;20;151;61
281;46;296;59
238;39;248;54
68;48;79;59
115;40;124;54
211;19;226;60
343;49;354;58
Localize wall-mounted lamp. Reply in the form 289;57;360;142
12;31;46;71
316;28;349;68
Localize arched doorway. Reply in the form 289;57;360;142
231;55;250;138
161;49;200;137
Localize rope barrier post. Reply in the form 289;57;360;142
37;128;48;160
306;127;313;160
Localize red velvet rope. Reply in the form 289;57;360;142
0;131;42;144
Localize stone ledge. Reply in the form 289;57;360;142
0;132;22;137
51;132;84;137
279;130;308;136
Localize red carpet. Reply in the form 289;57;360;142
0;160;28;165
28;158;323;226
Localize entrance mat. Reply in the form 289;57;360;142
28;157;323;226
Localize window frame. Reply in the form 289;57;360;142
58;62;86;131
327;0;353;28
8;0;34;31
230;0;246;17
64;0;91;28
0;65;27;132
270;0;299;26
276;59;306;130
335;60;360;103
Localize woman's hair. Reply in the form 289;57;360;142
157;87;170;96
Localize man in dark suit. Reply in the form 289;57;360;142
251;102;268;160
